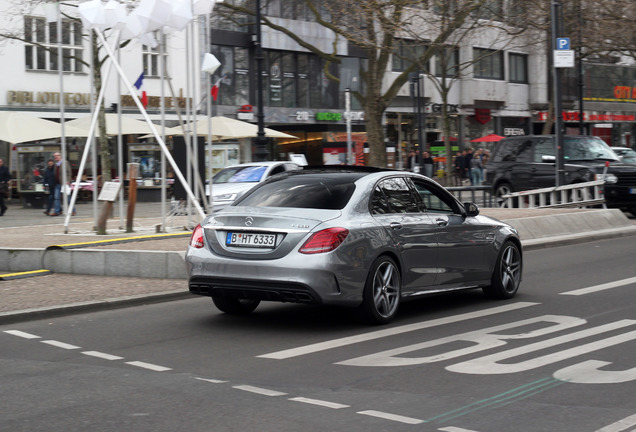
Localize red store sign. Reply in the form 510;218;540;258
536;111;635;122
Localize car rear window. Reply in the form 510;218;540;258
234;174;358;210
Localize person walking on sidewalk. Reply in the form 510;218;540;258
42;158;57;216
422;151;434;178
0;158;10;216
470;148;484;186
52;152;75;216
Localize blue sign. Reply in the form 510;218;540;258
556;38;570;50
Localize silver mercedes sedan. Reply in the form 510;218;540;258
186;167;522;324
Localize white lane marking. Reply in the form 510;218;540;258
439;427;480;432
595;414;636;432
289;397;349;409
125;361;172;372
41;340;81;350
82;351;124;361
4;330;41;339
232;385;287;397
195;377;228;384
258;302;538;359
357;410;425;425
562;276;636;296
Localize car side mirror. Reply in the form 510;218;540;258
464;202;480;217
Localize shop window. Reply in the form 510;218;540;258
24;16;83;73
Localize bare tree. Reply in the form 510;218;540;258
220;0;507;167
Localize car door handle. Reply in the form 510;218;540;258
390;222;402;230
435;218;448;227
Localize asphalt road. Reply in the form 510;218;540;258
2;235;636;432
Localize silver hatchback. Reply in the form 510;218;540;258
186;167;522;324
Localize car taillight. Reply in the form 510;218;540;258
190;224;204;248
299;228;349;254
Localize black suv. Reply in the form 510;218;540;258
484;135;636;215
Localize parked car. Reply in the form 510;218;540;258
206;161;300;212
484;135;636;216
187;167;523;324
611;147;636;164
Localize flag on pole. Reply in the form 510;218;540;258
211;76;223;101
134;72;148;108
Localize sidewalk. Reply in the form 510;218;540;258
1;199;635;323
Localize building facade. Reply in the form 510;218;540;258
1;0;635;189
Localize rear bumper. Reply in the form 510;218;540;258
185;247;365;307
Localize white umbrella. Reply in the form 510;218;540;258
0;111;88;144
165;116;297;140
65;113;158;137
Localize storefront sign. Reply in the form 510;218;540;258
536;111;636;122
7;90;91;106
316;112;342;122
504;128;526;136
429;103;459;114
474;108;492;125
613;86;636;100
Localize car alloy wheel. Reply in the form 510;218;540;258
495;183;513;208
483;241;522;299
360;256;401;324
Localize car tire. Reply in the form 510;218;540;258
494;182;513;208
628;206;636;218
483;241;522;299
358;256;401;324
212;296;260;315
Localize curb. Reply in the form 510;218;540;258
0;290;192;325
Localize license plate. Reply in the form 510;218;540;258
226;232;276;248
630;188;636;194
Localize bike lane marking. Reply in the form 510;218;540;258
595;413;636;432
561;276;636;296
258;302;538;359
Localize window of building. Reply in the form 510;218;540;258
473;48;504;80
281;52;296;108
435;47;460;78
473;0;504;20
509;53;528;83
211;1;249;32
142;35;167;78
392;39;428;72
210;45;250;106
24;16;83;73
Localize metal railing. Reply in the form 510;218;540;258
500;180;606;209
446;185;495;208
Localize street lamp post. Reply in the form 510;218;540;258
253;0;268;161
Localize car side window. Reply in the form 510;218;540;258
410;178;456;214
371;177;420;214
534;139;554;162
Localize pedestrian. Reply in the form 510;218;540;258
453;151;464;186
406;149;417;172
464;148;474;185
470;149;483;185
52;152;75;216
42;159;57;216
422;151;434;178
0;158;10;216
